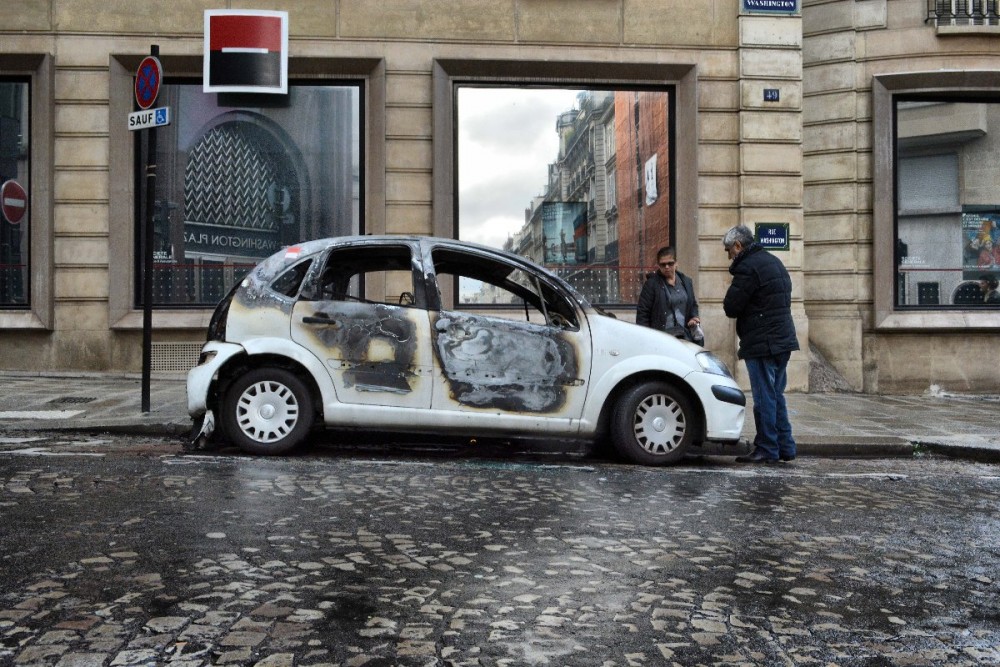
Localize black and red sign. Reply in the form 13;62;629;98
1;180;27;225
204;10;288;94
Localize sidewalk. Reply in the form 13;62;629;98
0;371;998;462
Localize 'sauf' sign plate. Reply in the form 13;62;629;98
128;107;171;131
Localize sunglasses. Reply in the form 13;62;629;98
658;261;676;267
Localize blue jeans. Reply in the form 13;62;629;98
745;352;795;460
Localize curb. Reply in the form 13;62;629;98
794;437;914;459
5;419;192;439
5;420;1000;465
916;440;1000;464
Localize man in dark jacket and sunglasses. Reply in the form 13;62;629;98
722;225;799;464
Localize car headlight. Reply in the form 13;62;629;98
697;351;733;378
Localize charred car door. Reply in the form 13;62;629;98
427;245;590;421
291;242;434;409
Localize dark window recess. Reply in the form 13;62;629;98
953;281;984;305
918;282;940;306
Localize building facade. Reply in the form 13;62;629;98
1;0;998;394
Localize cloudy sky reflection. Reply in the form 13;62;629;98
457;87;581;249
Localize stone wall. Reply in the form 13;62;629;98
803;0;1000;393
0;0;811;391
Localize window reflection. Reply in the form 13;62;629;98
895;100;1000;308
457;87;672;306
0;80;29;308
137;83;361;307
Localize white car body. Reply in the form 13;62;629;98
187;236;746;464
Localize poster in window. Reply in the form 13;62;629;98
962;211;1000;276
541;202;587;265
644;154;658;206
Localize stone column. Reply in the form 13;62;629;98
737;7;807;390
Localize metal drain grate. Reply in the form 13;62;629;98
151;342;204;373
48;397;97;405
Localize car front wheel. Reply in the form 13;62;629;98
222;368;315;455
611;381;696;465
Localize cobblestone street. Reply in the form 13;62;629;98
1;442;999;666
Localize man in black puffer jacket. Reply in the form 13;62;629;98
722;225;799;464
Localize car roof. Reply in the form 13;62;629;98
270;235;593;307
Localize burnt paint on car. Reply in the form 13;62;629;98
431;312;580;413
304;303;420;393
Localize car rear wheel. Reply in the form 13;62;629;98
611;381;696;465
222;368;314;455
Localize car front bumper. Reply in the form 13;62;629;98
685;370;746;442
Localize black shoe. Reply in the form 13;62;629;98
736;449;779;464
780;454;796;462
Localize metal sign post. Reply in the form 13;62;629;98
139;46;161;413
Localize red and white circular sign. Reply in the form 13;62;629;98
1;179;27;225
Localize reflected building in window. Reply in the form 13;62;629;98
509;89;670;306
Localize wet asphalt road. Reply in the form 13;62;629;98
1;434;999;666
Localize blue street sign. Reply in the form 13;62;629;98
743;0;798;13
755;222;790;251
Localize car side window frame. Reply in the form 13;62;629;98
300;243;423;308
429;246;581;330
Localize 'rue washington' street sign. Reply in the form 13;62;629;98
755;223;790;251
743;0;798;13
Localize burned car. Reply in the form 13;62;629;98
187;236;746;465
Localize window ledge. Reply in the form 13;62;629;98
936;25;1000;35
876;310;1000;330
112;310;214;331
0;311;47;329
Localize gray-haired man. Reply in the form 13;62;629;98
722;225;799;464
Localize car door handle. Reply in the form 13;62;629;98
302;314;338;326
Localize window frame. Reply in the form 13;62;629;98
873;71;1000;329
0;55;53;329
108;54;385;330
309;244;419;308
431;59;699;312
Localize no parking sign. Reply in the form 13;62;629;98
1;179;27;225
135;55;162;110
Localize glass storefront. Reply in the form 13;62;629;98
135;82;361;307
0;79;29;308
895;99;1000;308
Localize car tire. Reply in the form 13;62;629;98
222;368;315;455
610;381;696;466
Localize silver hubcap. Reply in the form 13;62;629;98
236;380;299;444
633;393;685;455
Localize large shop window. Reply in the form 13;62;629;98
895;99;1000;309
456;86;673;307
135;82;361;307
0;79;29;308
